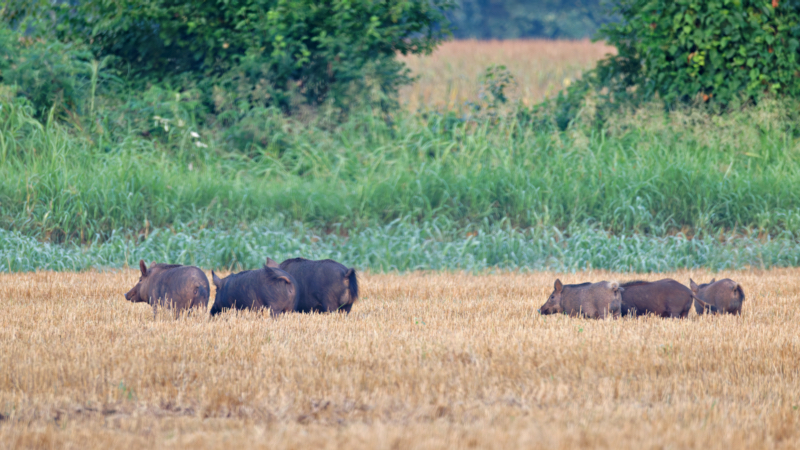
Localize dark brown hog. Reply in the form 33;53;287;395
621;279;716;318
690;278;745;315
210;260;298;316
538;279;622;319
278;257;358;313
124;260;210;315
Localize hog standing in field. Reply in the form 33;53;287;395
538;279;622;319
690;278;745;315
124;260;210;314
278;257;358;313
210;260;298;316
621;279;716;318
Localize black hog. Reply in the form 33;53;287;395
124;260;209;314
621;278;716;318
210;261;298;316
278;257;358;313
538;279;622;319
690;278;745;315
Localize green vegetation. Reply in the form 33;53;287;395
3;221;798;273
2;86;800;271
2;2;800;273
595;0;800;106
3;88;800;238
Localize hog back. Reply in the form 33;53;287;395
621;279;693;318
279;258;358;313
210;266;298;316
561;281;622;319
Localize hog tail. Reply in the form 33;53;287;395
692;294;717;315
345;268;358;303
733;283;745;301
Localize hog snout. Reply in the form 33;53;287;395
539;307;554;315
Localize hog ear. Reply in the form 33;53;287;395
277;276;292;285
265;258;279;268
212;271;222;289
139;260;147;276
711;278;716;284
554;279;563;293
690;279;699;293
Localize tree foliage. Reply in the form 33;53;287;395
51;0;453;112
595;0;800;105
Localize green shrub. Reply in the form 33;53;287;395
595;0;800;106
480;65;516;106
0;24;95;119
219;106;293;158
56;0;453;113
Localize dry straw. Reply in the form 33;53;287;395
1;268;798;449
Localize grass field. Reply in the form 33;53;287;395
3;39;800;271
1;269;799;449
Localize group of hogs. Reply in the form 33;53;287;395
123;257;745;319
539;277;746;318
124;258;358;316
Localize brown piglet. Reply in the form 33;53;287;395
690;278;745;315
124;260;210;315
538;279;622;319
621;279;716;318
210;259;298;316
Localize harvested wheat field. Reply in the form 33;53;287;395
398;39;615;110
1;268;799;449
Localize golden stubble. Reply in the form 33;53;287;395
1;268;799;449
398;39;616;111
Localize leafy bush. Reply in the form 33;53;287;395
480;65;516;106
56;0;453;112
0;24;95;119
595;0;800;106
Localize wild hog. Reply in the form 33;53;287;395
538;279;622;319
210;261;298;316
278;257;358;313
124;260;209;314
690;278;745;315
621;279;716;318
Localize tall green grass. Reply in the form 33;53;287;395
2;92;800;245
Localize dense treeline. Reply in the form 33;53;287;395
447;0;608;39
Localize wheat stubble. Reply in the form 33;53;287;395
0;269;798;449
